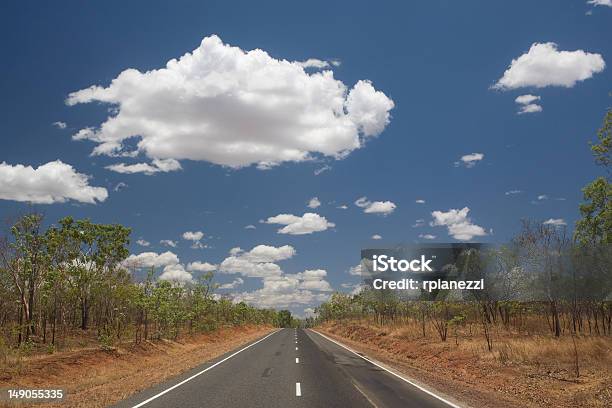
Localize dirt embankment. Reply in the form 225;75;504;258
0;325;274;408
319;321;611;408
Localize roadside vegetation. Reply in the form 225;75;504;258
310;109;612;407
0;213;296;373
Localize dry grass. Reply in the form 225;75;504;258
320;320;612;408
0;325;274;408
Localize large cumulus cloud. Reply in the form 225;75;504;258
67;35;394;170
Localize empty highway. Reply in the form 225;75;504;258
112;328;461;408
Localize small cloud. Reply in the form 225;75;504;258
337;205;348;210
308;197;321;209
219;277;244;289
186;261;217;272
136;239;150;247
587;0;611;7
455;153;484;168
492;42;605;90
418;234;436;240
505;190;523;196
543;218;567;226
265;213;335;235
415;199;426;204
52;121;67;129
114;182;128;192
515;94;543;115
371;234;382;240
314;165;331;176
354;196;396;215
412;219;426;228
244;224;256;230
182;231;204;241
160;239;178;248
105;158;182;175
295;58;330;69
430;207;487;241
537;195;549;200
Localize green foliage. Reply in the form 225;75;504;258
0;214;280;350
576;109;612;245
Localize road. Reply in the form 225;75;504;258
112;328;461;408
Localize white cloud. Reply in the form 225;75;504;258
123;251;180;269
371;234;382;240
292;269;333;292
183;231;204;241
220;257;282;278
239;244;296;263
218;244;295;278
515;94;540;105
67;35;394;170
244;224;256;229
136;239;150;247
415;199;426;204
354;196;396;215
455;153;484;168
543;218;567;226
160;239;177;247
431;207;488;241
105;158;182;175
219;277;244;289
231;270;332;309
296;58;330;69
349;263;364;276
413;219;426;228
518;104;543;114
314;165;332;175
493;42;605;90
588;0;612;7
307;197;321;209
538;195;549;200
265;213;335;235
186;261;217;272
418;234;437;240
159;264;193;283
0;160;108;204
114;182;128;192
52;121;67;129
515;94;542;114
505;190;523;196
337;204;348;209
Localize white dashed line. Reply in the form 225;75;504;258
295;347;298;350
295;382;302;397
296;357;299;363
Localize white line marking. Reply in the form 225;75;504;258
295;382;302;397
296;347;298;350
311;330;462;408
130;330;280;407
296;357;299;363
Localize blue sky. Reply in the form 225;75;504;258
1;0;611;316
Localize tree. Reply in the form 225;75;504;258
575;109;612;245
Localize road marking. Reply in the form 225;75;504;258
295;382;302;396
130;330;281;407
311;330;462;408
296;347;298;350
295;340;298;343
296;357;299;363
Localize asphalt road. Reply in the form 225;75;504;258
112;328;460;408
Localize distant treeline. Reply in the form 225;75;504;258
0;214;291;351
